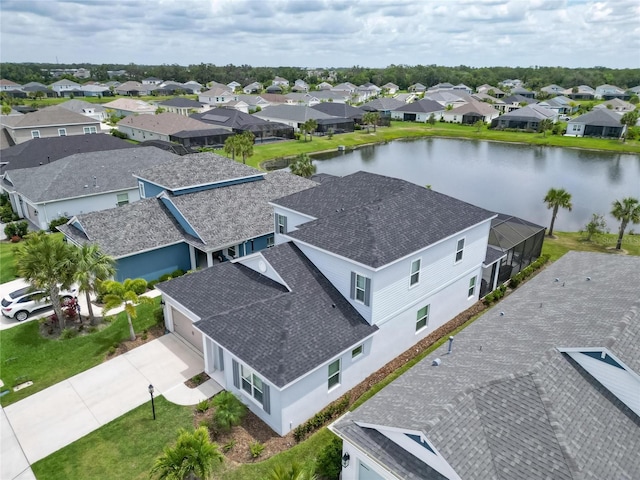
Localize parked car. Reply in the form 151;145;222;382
1;286;77;321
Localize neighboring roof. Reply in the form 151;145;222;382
51;79;81;87
0;79;21;87
498;104;556;120
59;197;186;257
158;97;205;108
0;134;135;171
254;105;335;123
501;94;537;105
57;99;106;115
311;102;364;119
394;99;444;114
335;251;640;480
593;98;635;110
138;140;194;156
275;171;495;269
3;147;178;203
117;112;214;135
360;97;405;111
134;152;263;191
568;108;623;127
102;98;156;113
0;106;99;129
449;100;497;116
157;242;378;387
191;108;280;130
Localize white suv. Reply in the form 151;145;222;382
1;287;77;321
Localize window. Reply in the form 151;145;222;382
328;359;341;390
138;182;145;198
350;272;371;306
31;130;40;138
83;126;97;134
468;276;477;297
116;193;129;206
266;235;274;248
240;365;264;404
275;213;287;234
416;305;429;331
352;345;363;358
572;124;580;132
410;259;421;286
455;238;465;263
58;128;67;136
355;274;366;302
228;246;236;258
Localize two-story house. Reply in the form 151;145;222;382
156;172;496;436
198;87;239;106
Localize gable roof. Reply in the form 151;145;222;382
158;97;205;108
191;108;279;130
118;112;214;135
0;134;135;172
50;79;81;88
102;98;156;114
3;147;178;203
394;99;444;114
275;171;495;269
334;251;640;479
449;100;498;116
568;108;622;127
0;106;100;129
158;242;378;387
311;102;364;119
498;104;556;120
254;105;336;123
57;99;106;115
361;97;405;111
134;152;263;191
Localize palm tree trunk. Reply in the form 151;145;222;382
548;206;558;237
86;290;96;325
616;221;627;250
50;287;66;329
127;313;136;341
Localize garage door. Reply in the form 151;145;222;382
358;461;386;480
171;307;203;353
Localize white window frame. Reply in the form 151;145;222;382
328;359;341;390
455;238;465;263
355;273;367;303
138;182;145;198
352;345;363;359
31;130;40;138
116;192;129;206
266;235;274;248
276;213;286;234
58;128;67;136
83;126;97;134
410;258;421;287
468;276;477;298
240;365;264;405
416;304;429;332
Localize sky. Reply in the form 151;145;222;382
1;0;639;69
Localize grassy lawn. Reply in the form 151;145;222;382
18;94;197;108
0;241;20;283
542;231;640;261
0;300;161;406
31;396;194;480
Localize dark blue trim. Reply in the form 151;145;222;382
405;433;435;454
581;351;624;370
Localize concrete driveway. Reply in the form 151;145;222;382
2;334;221;479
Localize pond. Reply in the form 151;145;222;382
310;138;640;232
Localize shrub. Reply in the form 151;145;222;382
315;436;343;480
353;124;362;130
128;278;148;295
48;216;69;232
59;328;78;340
212;391;246;433
110;129;128;139
15;221;28;238
4;222;17;239
509;275;521;289
158;273;172;282
222;439;236;453
249;441;265;458
170;269;185;278
153;307;165;325
192;373;203;385
147;280;158;290
0;204;17;223
196;399;210;413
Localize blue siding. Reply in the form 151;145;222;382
159;197;201;240
139;180;164;198
115;243;190;282
171;175;264;196
241;233;273;256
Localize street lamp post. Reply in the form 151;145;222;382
148;384;156;420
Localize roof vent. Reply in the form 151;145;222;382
586;277;591;281
499;311;505;316
554;278;560;282
432;358;441;366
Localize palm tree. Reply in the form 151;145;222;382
223;135;241;161
611;197;640;250
289;153;316;178
15;232;77;329
73;244;115;325
302;119;318;142
538;118;553;137
620;111;639;142
362;112;380;133
212;391;246;433
544;188;572;237
102;278;153;341
239;131;255;164
150;426;223;480
268;463;317;480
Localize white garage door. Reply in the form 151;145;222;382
358;461;386;480
171;307;203;353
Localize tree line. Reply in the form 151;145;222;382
2;62;639;90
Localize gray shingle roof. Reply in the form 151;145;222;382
159;98;205;108
158;242;378;387
311;102;363;119
0;134;135;172
569;108;623;127
361;97;405;111
498;104;555;120
0;105;99;129
335;251;640;479
117;112;214;135
255;105;336;123
3;147;178;203
57;99;106;114
394;99;444;113
134;152;262;191
276;172;495;268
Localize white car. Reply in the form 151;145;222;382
1;287;77;321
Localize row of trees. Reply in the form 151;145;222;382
544;189;640;249
223;131;254;164
3;62;639;91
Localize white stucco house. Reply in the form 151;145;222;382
156;172;499;436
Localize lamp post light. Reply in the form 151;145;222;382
341;452;350;468
148;384;156;420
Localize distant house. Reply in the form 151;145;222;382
159;97;210;116
332;82;358;94
0;106;102;146
313;90;351;104
102;98;157;116
499;78;523;88
393;93;417;103
50;79;82;96
566;85;595;100
21;82;56;98
441;100;500;124
361;98;405;117
198;87;238;106
183;81;204;94
142;77;163;85
511;86;536;99
226;81;241;91
595;84;628;100
408;83;426;93
284;93;321;107
500;94;538;113
391;99;445;122
1;147;177;230
115;81;154;96
117;112;223;143
311;103;364;122
79;84;111;97
536;95;577;115
491;104;557;130
58;155;316;282
540;84;565;96
476;84;505;98
0;79;22;91
265;85;283;94
58;99;108;122
243;82;263;94
191;108;294;141
255;105;354;134
427;82;454;92
593;98;636;113
381;82;399;95
565;109;626;138
292;79;310;92
272;76;290;87
453;83;473;94
316;81;333;90
424;91;469;109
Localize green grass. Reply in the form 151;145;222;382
0;299;161;406
31;396;194;480
16;94;197;108
542;231;640;261
0;241;20;283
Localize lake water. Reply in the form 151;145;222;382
311;138;640;232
